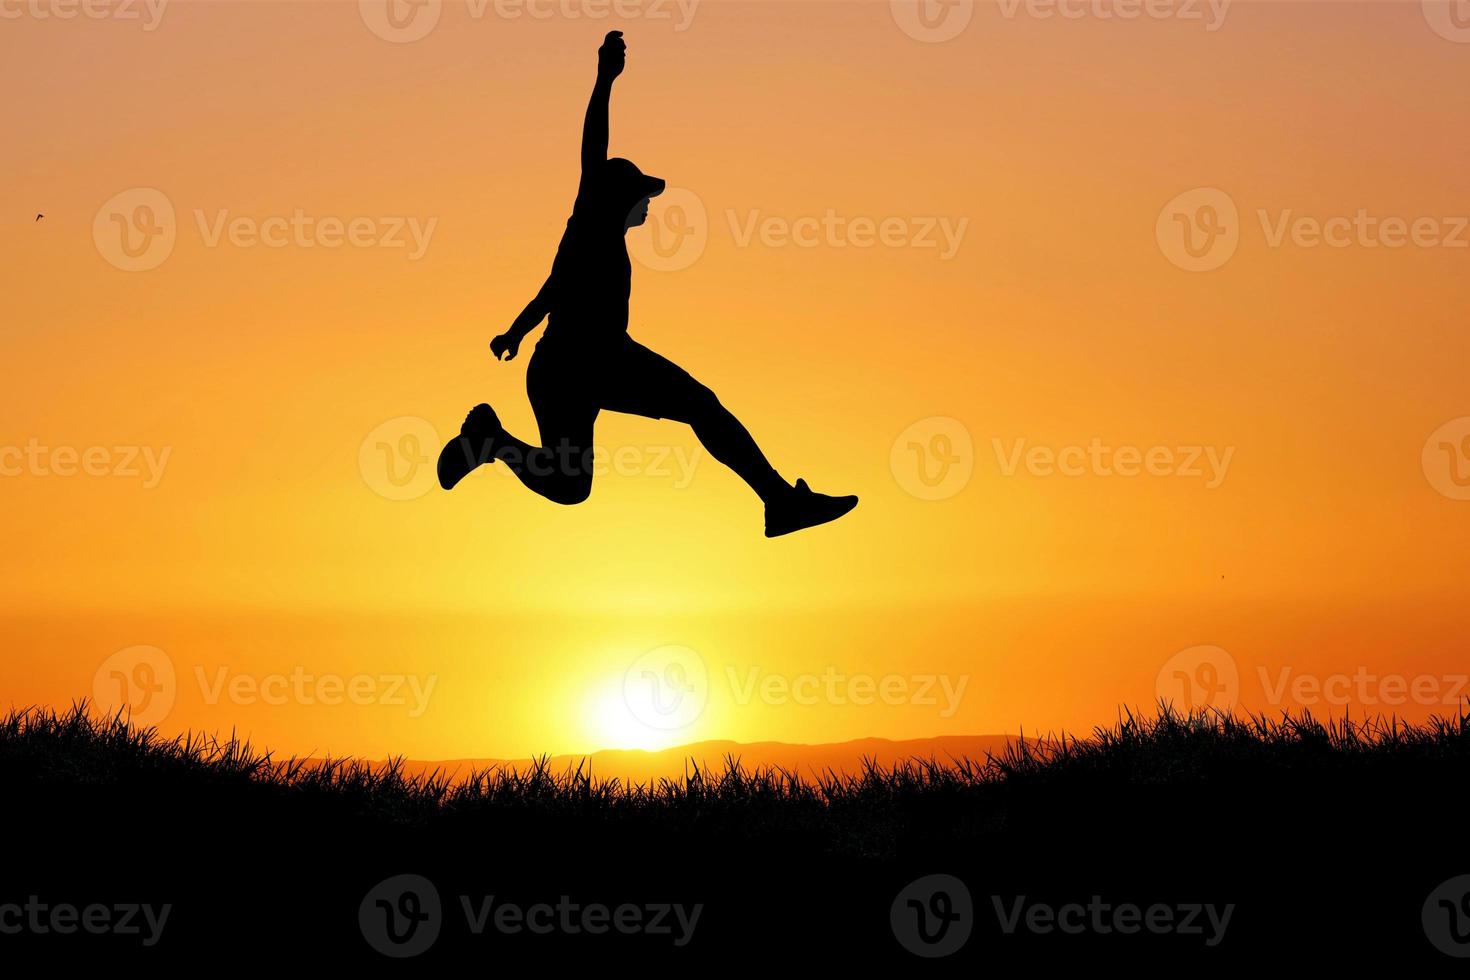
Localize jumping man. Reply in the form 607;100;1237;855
438;31;857;537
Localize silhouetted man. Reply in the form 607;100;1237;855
437;31;857;537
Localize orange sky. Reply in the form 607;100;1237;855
2;1;1468;759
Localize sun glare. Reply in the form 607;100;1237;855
583;680;681;753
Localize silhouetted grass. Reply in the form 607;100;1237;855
7;699;1469;963
6;699;1469;855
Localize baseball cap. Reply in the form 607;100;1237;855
602;157;665;202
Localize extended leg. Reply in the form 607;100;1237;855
602;340;857;535
680;393;788;502
601;342;787;502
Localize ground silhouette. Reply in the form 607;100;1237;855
5;702;1467;965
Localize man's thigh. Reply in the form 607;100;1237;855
596;339;714;423
527;349;599;462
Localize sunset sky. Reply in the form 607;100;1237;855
2;1;1468;761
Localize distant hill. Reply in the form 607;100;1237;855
385;734;1025;784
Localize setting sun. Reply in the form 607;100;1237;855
583;677;671;752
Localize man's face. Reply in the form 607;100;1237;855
625;196;652;229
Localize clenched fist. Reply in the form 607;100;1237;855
597;30;626;81
490;331;522;362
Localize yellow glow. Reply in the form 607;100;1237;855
582;677;679;753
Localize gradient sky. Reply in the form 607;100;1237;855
2;1;1468;760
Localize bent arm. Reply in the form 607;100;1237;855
509;274;555;341
491;272;555;360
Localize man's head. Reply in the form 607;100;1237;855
599;157;664;229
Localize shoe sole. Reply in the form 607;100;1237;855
437;436;476;491
765;495;858;538
438;430;498;491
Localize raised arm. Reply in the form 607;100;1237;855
581;31;625;178
493;33;627;363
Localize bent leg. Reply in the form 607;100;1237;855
437;399;594;503
493;429;594;506
496;415;596;506
496;350;598;505
601;340;788;503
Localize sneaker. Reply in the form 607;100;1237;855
437;403;502;491
764;478;858;538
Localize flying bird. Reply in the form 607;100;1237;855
35;213;43;221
